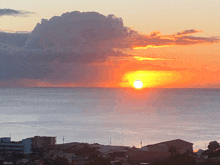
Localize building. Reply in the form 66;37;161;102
31;136;56;148
22;136;56;154
128;139;193;164
0;137;24;155
0;136;56;155
141;139;193;154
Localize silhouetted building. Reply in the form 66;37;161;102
0;137;24;155
22;136;56;154
141;139;193;154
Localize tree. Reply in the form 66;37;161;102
208;141;219;150
85;154;111;165
53;156;69;165
75;145;101;157
151;153;196;165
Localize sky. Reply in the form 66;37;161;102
0;0;220;88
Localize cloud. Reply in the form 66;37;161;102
176;29;202;35
0;8;35;17
0;11;133;84
22;11;135;64
150;31;161;37
25;12;133;51
0;32;29;47
0;11;219;87
129;30;220;49
0;43;53;81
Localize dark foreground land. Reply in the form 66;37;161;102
1;140;220;165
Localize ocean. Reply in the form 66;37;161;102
0;87;220;150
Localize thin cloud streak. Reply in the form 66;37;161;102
129;30;220;49
0;8;36;17
176;29;203;36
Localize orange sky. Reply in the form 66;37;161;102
61;42;220;88
100;42;219;88
120;43;220;88
2;41;219;88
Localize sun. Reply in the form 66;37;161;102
134;80;143;89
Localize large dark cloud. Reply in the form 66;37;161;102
0;11;133;83
0;8;35;17
25;12;133;55
0;11;219;86
0;43;53;81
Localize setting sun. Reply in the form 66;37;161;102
120;70;188;88
134;80;143;89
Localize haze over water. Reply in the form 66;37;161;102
0;87;220;150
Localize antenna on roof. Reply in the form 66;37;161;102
140;141;142;148
110;138;111;146
63;136;65;157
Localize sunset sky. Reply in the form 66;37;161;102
1;0;220;88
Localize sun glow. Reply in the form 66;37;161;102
121;70;181;88
134;80;143;89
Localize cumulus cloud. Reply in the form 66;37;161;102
0;11;133;83
25;12;133;51
0;8;35;17
0;11;219;86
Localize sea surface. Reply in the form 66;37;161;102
0;87;220;150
